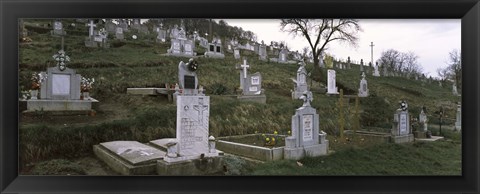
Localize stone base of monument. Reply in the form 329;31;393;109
93;141;166;175
415;136;444;142
237;94;267;104
284;143;329;160
413;131;427;138
390;134;414;143
204;52;225;59
20;98;99;112
157;156;224;176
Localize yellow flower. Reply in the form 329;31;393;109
274;131;278;135
265;137;270;141
262;134;266;137
271;137;276;142
288;131;291;134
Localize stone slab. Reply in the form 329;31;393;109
204;52;225;59
127;88;159;95
237;94;266;104
149;138;176;151
21;98;98;111
415;136;444;142
157;156;224;176
216;140;283;161
391;134;414;143
93;142;165;175
413;131;426;138
284;141;329;160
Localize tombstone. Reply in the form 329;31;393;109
358;72;369;97
115;27;124;40
253;43;260;54
452;82;459;96
166;34;195;57
284;92;328;160
326;69;339;95
360;59;364;72
319;52;325;68
51;20;66;37
455;103;461;131
93;28;109;48
233;49;241;60
131;19;141;31
291;61;309;99
199;37;209;48
383;64;388;77
347;56;351;69
118;19;129;32
84;20;99;48
156;27;167;43
258;45;267;61
204;40;225;59
236;59;266;103
278;49;289;63
415;107;428;138
373;62;380;77
20;50;98;112
391;100;414;143
105;19;117;34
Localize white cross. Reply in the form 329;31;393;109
87;20;96;36
241;59;250;79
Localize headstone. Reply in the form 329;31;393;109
236;59;266;103
347;56;351;69
51;20;66;37
118;19;129;32
105;19;117;34
455;103;461;131
233;49;240;59
358;72;369;97
84;20;99;48
452;82;459;96
284;92;328;160
360;59;364;72
115;27;124;40
326;69;339;95
391;100;414;143
156;28;167;43
205;40;225;59
258;45;267;61
373;62;380;77
418;108;428;132
292;61;309;99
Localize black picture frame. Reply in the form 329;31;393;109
1;0;479;193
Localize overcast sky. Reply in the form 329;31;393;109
219;19;460;78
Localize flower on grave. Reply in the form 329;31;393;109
187;58;198;72
262;133;266;137
265;137;270;142
30;73;41;90
81;77;95;92
287;130;291;135
274;131;278;135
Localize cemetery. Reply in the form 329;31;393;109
18;19;462;176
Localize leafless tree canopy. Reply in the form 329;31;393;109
437;49;461;87
377;49;423;78
280;19;362;69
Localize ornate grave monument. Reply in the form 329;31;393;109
236;59;266;103
414;106;428;138
20;50;98;113
164;24;196;57
391;100;414;143
358;72;369;97
291;61;309;99
284;92;329;160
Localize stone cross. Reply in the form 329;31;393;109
87;20;96;36
52;50;70;71
300;91;313;107
369;42;375;66
241;59;250;79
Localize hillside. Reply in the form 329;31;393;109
18;20;461;175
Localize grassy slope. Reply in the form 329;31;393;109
19;20;462;175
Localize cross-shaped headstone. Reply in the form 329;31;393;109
52;50;70;71
87;20;96;36
241;59;250;79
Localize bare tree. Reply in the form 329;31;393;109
280;19;362;70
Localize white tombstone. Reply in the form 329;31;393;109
284;92;328;160
326;69;339;94
292;61;309;99
391;100;414;143
455;103;461;131
373;62;380;77
419;109;428;132
234;49;240;59
358;72;369;97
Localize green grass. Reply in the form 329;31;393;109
248;139;461;175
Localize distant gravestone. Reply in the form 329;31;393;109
391;100;414;143
166;28;195;58
360;59;364;72
292;61;309;99
373;62;380;77
419;108;428;132
347;56;351;69
115;27;124;40
284;92;328;160
105;19;117;34
51;20;66;37
85;20;98;48
279;49;289;63
319;52;325;68
452;82;459;96
258;45;267;61
205;39;225;59
455;103;461;131
236;59;266;103
156;27;166;43
234;49;240;59
358;72;369;97
326;69;339;95
118;20;129;32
